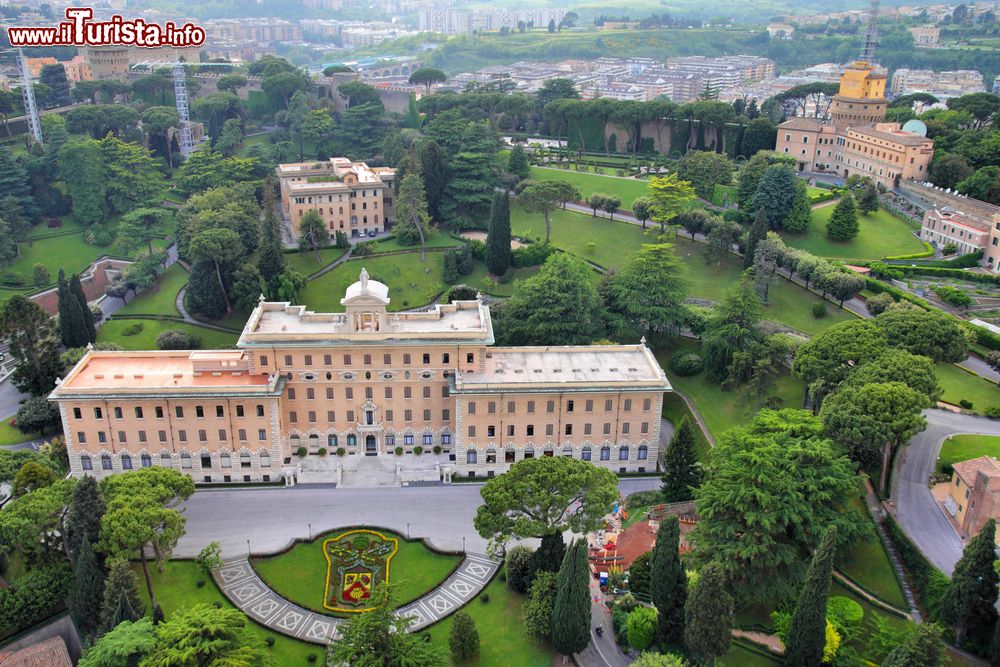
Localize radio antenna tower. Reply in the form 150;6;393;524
171;63;194;158
17;48;42;145
860;0;880;63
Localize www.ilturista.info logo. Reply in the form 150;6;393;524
7;8;205;48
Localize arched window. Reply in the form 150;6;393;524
486;448;496;463
562;446;573;457
260;452;271;467
81;455;92;470
141;454;152;468
290;434;301;449
347;434;357;447
524;448;535;459
581;447;592;461
160;452;172;465
466;450;477;464
121;454;133;470
308;434;319;448
618;446;629;461
240;453;251;468
221;453;231;468
638;445;648;460
600;446;610;461
101;454;112;470
180;453;192;469
328;434;338;448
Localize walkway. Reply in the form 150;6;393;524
213;552;500;644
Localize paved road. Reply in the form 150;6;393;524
894;409;1000;574
174;478;660;559
575;576;630;667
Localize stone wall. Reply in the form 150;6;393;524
29;257;131;316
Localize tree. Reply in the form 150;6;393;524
602;193;622;220
39;64;72;107
784;526;838;667
958;166;1000;205
58;138;106;224
629;551;652;597
883;623;947;667
66;474;105;561
848;349;941;405
30;262;48;287
677;150;733;200
449;610;480;663
297;209;330;265
751;165;801;230
68;538;105;637
409;67;447;95
739;118;777;159
419;140;448;221
0;479;75;565
690;409;866;601
11;460;55;497
651;515;687;646
99;468;195;613
474;456;618;551
931;152;975;190
941;519;999;646
523;570;558;641
14;396;61;437
173;146;255;197
874;305;969;363
140;106;181;168
744;207;768;269
793;319;888;404
485;189;511;275
0;146;38;224
262;71;311;110
529;532;566;583
632;653;686;667
505;545;534;593
857;180;879;214
190;228;244;314
57;269;87;348
216;117;245;157
216;74;248;95
99;559;145;633
394;170;433;259
441;151;496;228
517;179;579;243
704;218;741;266
0;296;62;396
737;151;771;213
508;144;530;179
684;561;732;666
79;618;155;667
551;539;591;656
700;279;763;383
496;253;605;346
118;207;170;257
601;244;687;342
947;92;1000;128
329;586;449;666
143;604;269;667
0;218;17;268
185;259;229;319
647;174;697;233
100;135;166;215
661;417;701;503
827;193;860;240
156;329;202;350
632;196;655;229
626;607;658;650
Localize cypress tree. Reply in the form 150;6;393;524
70;273;96;344
257;180;286;297
66;475;106;560
743;207;768;268
529;531;565;584
419;140;448;221
449;610;480;663
651;515;686;647
69;538;105;637
684;561;732;667
550;539;591;656
485;189;511;276
508;144;531;179
941;518;999;646
660;417;701;503
991;617;1000;667
857;181;879;214
57;269;88;348
100;559;145;633
784;525;838;667
826;194;860;241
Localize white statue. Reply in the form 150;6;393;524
359;267;369;287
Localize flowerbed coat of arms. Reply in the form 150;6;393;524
322;529;398;612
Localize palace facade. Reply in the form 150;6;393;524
50;270;670;483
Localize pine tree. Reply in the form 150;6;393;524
394;168;432;258
70;273;96;344
529;531;565;584
550;539;591;656
508;144;530;180
0;217;16;268
449;610;480;663
66;475;105;561
883;623;947;667
826;194;860;241
99;559;145;633
0;295;63;396
69;538;105;637
857;181;879;215
991;617;1000;667
784;525;838;667
650;515;686;647
0;145;39;223
684;561;732;667
419;140;448;221
257;180;286;298
485;189;511;276
744;207;768;269
661;418;701;502
941;518;999;646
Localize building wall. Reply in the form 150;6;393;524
920;210;989;255
775;125;839;172
963;472;1000;539
279;163;395;238
79;46;130;81
837;128;933;189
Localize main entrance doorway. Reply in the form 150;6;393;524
365;435;377;456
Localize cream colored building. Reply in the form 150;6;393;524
908;25;941;47
50;271;670;483
947;456;1000;542
277;158;396;239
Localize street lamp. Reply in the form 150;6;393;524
247;539;251;557
407;522;410;540
463;536;466;553
308;523;312;540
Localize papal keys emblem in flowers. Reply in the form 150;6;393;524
323;529;398;612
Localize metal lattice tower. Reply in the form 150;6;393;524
860;0;880;63
17;48;42;145
172;63;194;158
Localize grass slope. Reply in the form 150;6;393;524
935;362;1000;413
116;263;187;317
99;320;238;350
528;166;650;206
937;433;1000;474
784;206;925;260
301;254;446;312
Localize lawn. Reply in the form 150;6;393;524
656;338;807;437
116;263;187;317
285;247;349;277
134;560;316;664
4;233;107;284
528;166;650;207
835;497;908;609
935;362;1000;413
251;529;461;616
98;319;239;350
661;391;711;462
366;234;463;255
301;255;447;312
783;205;925;261
0;420;38;446
937;433;1000;474
465;260;543;296
711;183;737;207
721;644;782;666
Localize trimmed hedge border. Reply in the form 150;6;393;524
833;570;909;619
882;514;949;619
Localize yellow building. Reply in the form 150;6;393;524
50;272;670;484
946;456;1000;542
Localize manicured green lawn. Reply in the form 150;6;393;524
301;255;447;312
528;166;650;207
426;577;554;667
783;206;925;260
721;644;782;666
937;433;1000;474
836;498;908;609
98;320;239;350
285;247;349;277
0;419;38;446
655;338;807;437
935;362;1000;412
367;234;463;255
661;391;711;462
235;132;275;157
711;183;737;207
6;233;105;283
134;560;316;664
116;263;187;317
251;529;461;616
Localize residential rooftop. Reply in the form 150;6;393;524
953;455;1000;484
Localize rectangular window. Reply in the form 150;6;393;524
423;409;431;421
118;430;127;443
346;388;353;400
468;425;476;437
327;411;335;422
601;447;610;461
82;456;93;470
289;411;297;423
423;434;433;445
643;398;651;411
442;433;452;445
507;424;514;437
622;423;630;434
326;388;334;400
155;406;164;419
236;405;244;418
287;388;296;400
77;431;86;443
467;353;474;364
134;407;143;419
547;401;555;413
256;405;265;417
487;425;496;437
196;405;205;418
565;424;573;435
384;353;391;365
113;406;122;419
259;355;268;366
385;387;392;399
157;430;167;442
624;399;632;412
585;423;592;435
603;423;611;435
442;409;450;420
527;425;534;437
442;385;449;398
347;410;355;422
605;400;613;412
324;354;332;365
527;401;535;413
442;353;450;363
423;386;431;399
507;401;515;414
468;402;476;414
403;409;411;421
619;448;629;460
641;422;649;434
422;353;430;364
198;429;207;442
344;354;352;365
567;400;574;412
585;400;593;412
308;411;316;423
404;387;412;399
284;354;293;366
304;354;312;366
178;430;186;442
238;428;247;441
216;405;225;418
385;410;393;421
306;388;315;400
404;435;414;446
98;431;107;443
201;455;211;468
138;430;147;443
546;424;554;436
403;353;411;365
259;429;267;440
365;387;373;400
364;354;372;365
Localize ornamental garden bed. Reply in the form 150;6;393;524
250;527;462;617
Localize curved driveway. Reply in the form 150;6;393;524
895;409;1000;574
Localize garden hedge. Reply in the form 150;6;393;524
883;515;949;619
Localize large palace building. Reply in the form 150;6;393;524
50;270;670;484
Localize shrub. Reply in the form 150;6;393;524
812;301;827;318
121;322;145;336
866;292;896;316
585;241;596;254
413;446;423;455
318;447;328;456
468;239;486;261
497;268;515;284
85;226;115;247
196;580;206;588
669;351;703;376
446;284;478;303
942;243;957;255
353;242;374;257
625;606;657;651
827;596;864;632
32;263;49;287
265;637;276;647
0;272;24;286
296;446;307;457
420;631;431;643
984;407;1000;419
722;209;744;223
336;447;346;456
156;329;201;350
433;445;442;454
932;285;973;308
212;601;222;609
504;546;533;593
394;446;403;456
307;653;318;663
511;243;555;268
959;399;973;409
480;593;490;603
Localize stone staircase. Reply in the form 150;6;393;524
292;452;453;488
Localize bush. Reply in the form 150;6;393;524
942;243;957;255
156;329;202;350
85;226;115;247
336;447;346;456
625;607;657;651
265;637;275;647
0;564;72;639
318;447;328;456
669;351;703;376
394;446;403;456
505;546;533;593
307;654;318;663
296;446;307;457
722;209;744;223
932;285;973;308
353;242;374;257
959;399;973;409
196;580;206;588
32;263;49;287
445;284;478;303
0;272;25;286
413;446;423;455
511;243;555;268
866;292;896;316
812;301;827;318
433;445;442;454
480;594;490;603
468;239;486;261
984;407;1000;419
497;268;515;284
827;596;864;631
121;322;145;336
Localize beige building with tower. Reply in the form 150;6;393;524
946;456;1000;542
277;158;396;239
50;271;670;485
